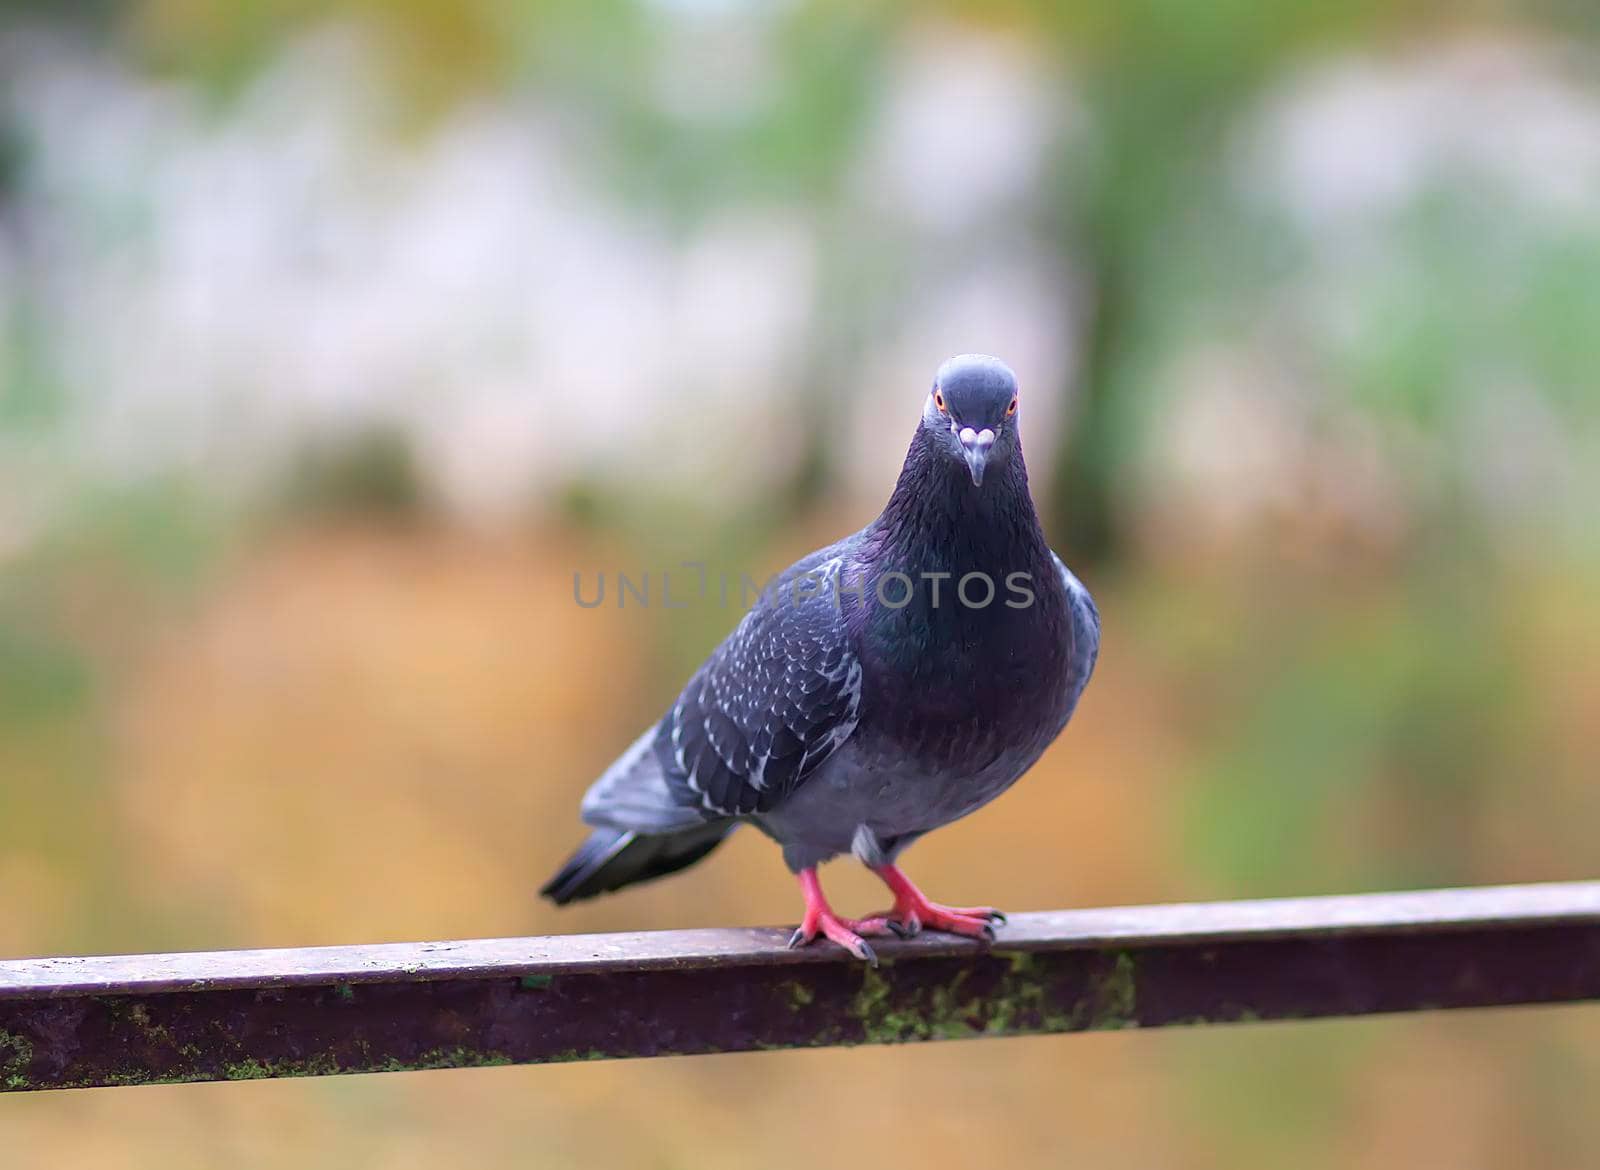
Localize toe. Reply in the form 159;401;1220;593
924;910;1000;941
844;916;897;938
829;928;878;965
886;912;923;938
815;915;881;965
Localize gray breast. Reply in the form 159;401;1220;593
756;551;1099;873
756;730;1050;871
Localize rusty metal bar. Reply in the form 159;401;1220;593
3;881;1598;1092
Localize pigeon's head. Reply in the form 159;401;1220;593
922;354;1021;487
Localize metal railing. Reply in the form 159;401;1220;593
4;881;1598;1092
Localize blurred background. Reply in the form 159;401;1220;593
2;0;1599;1166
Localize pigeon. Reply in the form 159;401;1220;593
542;354;1100;962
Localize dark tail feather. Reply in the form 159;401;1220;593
540;823;735;905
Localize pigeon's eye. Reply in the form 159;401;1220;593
934;390;948;414
1006;397;1018;418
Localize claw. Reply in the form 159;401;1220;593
868;864;1007;944
789;919;879;964
790;869;887;965
790;866;1002;960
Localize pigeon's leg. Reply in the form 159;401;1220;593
867;864;1006;941
787;868;891;965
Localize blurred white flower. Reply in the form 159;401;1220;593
3;18;1084;532
1243;38;1600;233
852;24;1069;235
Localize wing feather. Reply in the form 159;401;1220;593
658;552;862;818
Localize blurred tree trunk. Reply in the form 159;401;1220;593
1048;78;1230;566
1051;219;1126;564
1043;0;1443;565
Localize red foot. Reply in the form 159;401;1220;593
867;864;1006;941
787;869;892;964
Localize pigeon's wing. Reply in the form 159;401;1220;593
658;553;863;818
1052;551;1101;698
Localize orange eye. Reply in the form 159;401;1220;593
1006;397;1018;417
934;391;948;414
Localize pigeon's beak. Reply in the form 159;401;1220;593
957;427;996;487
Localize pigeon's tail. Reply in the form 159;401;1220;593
544;723;735;904
539;823;735;905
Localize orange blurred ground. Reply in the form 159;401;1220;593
3;519;1598;1170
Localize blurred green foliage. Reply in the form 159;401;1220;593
1;0;1593;942
281;429;429;521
